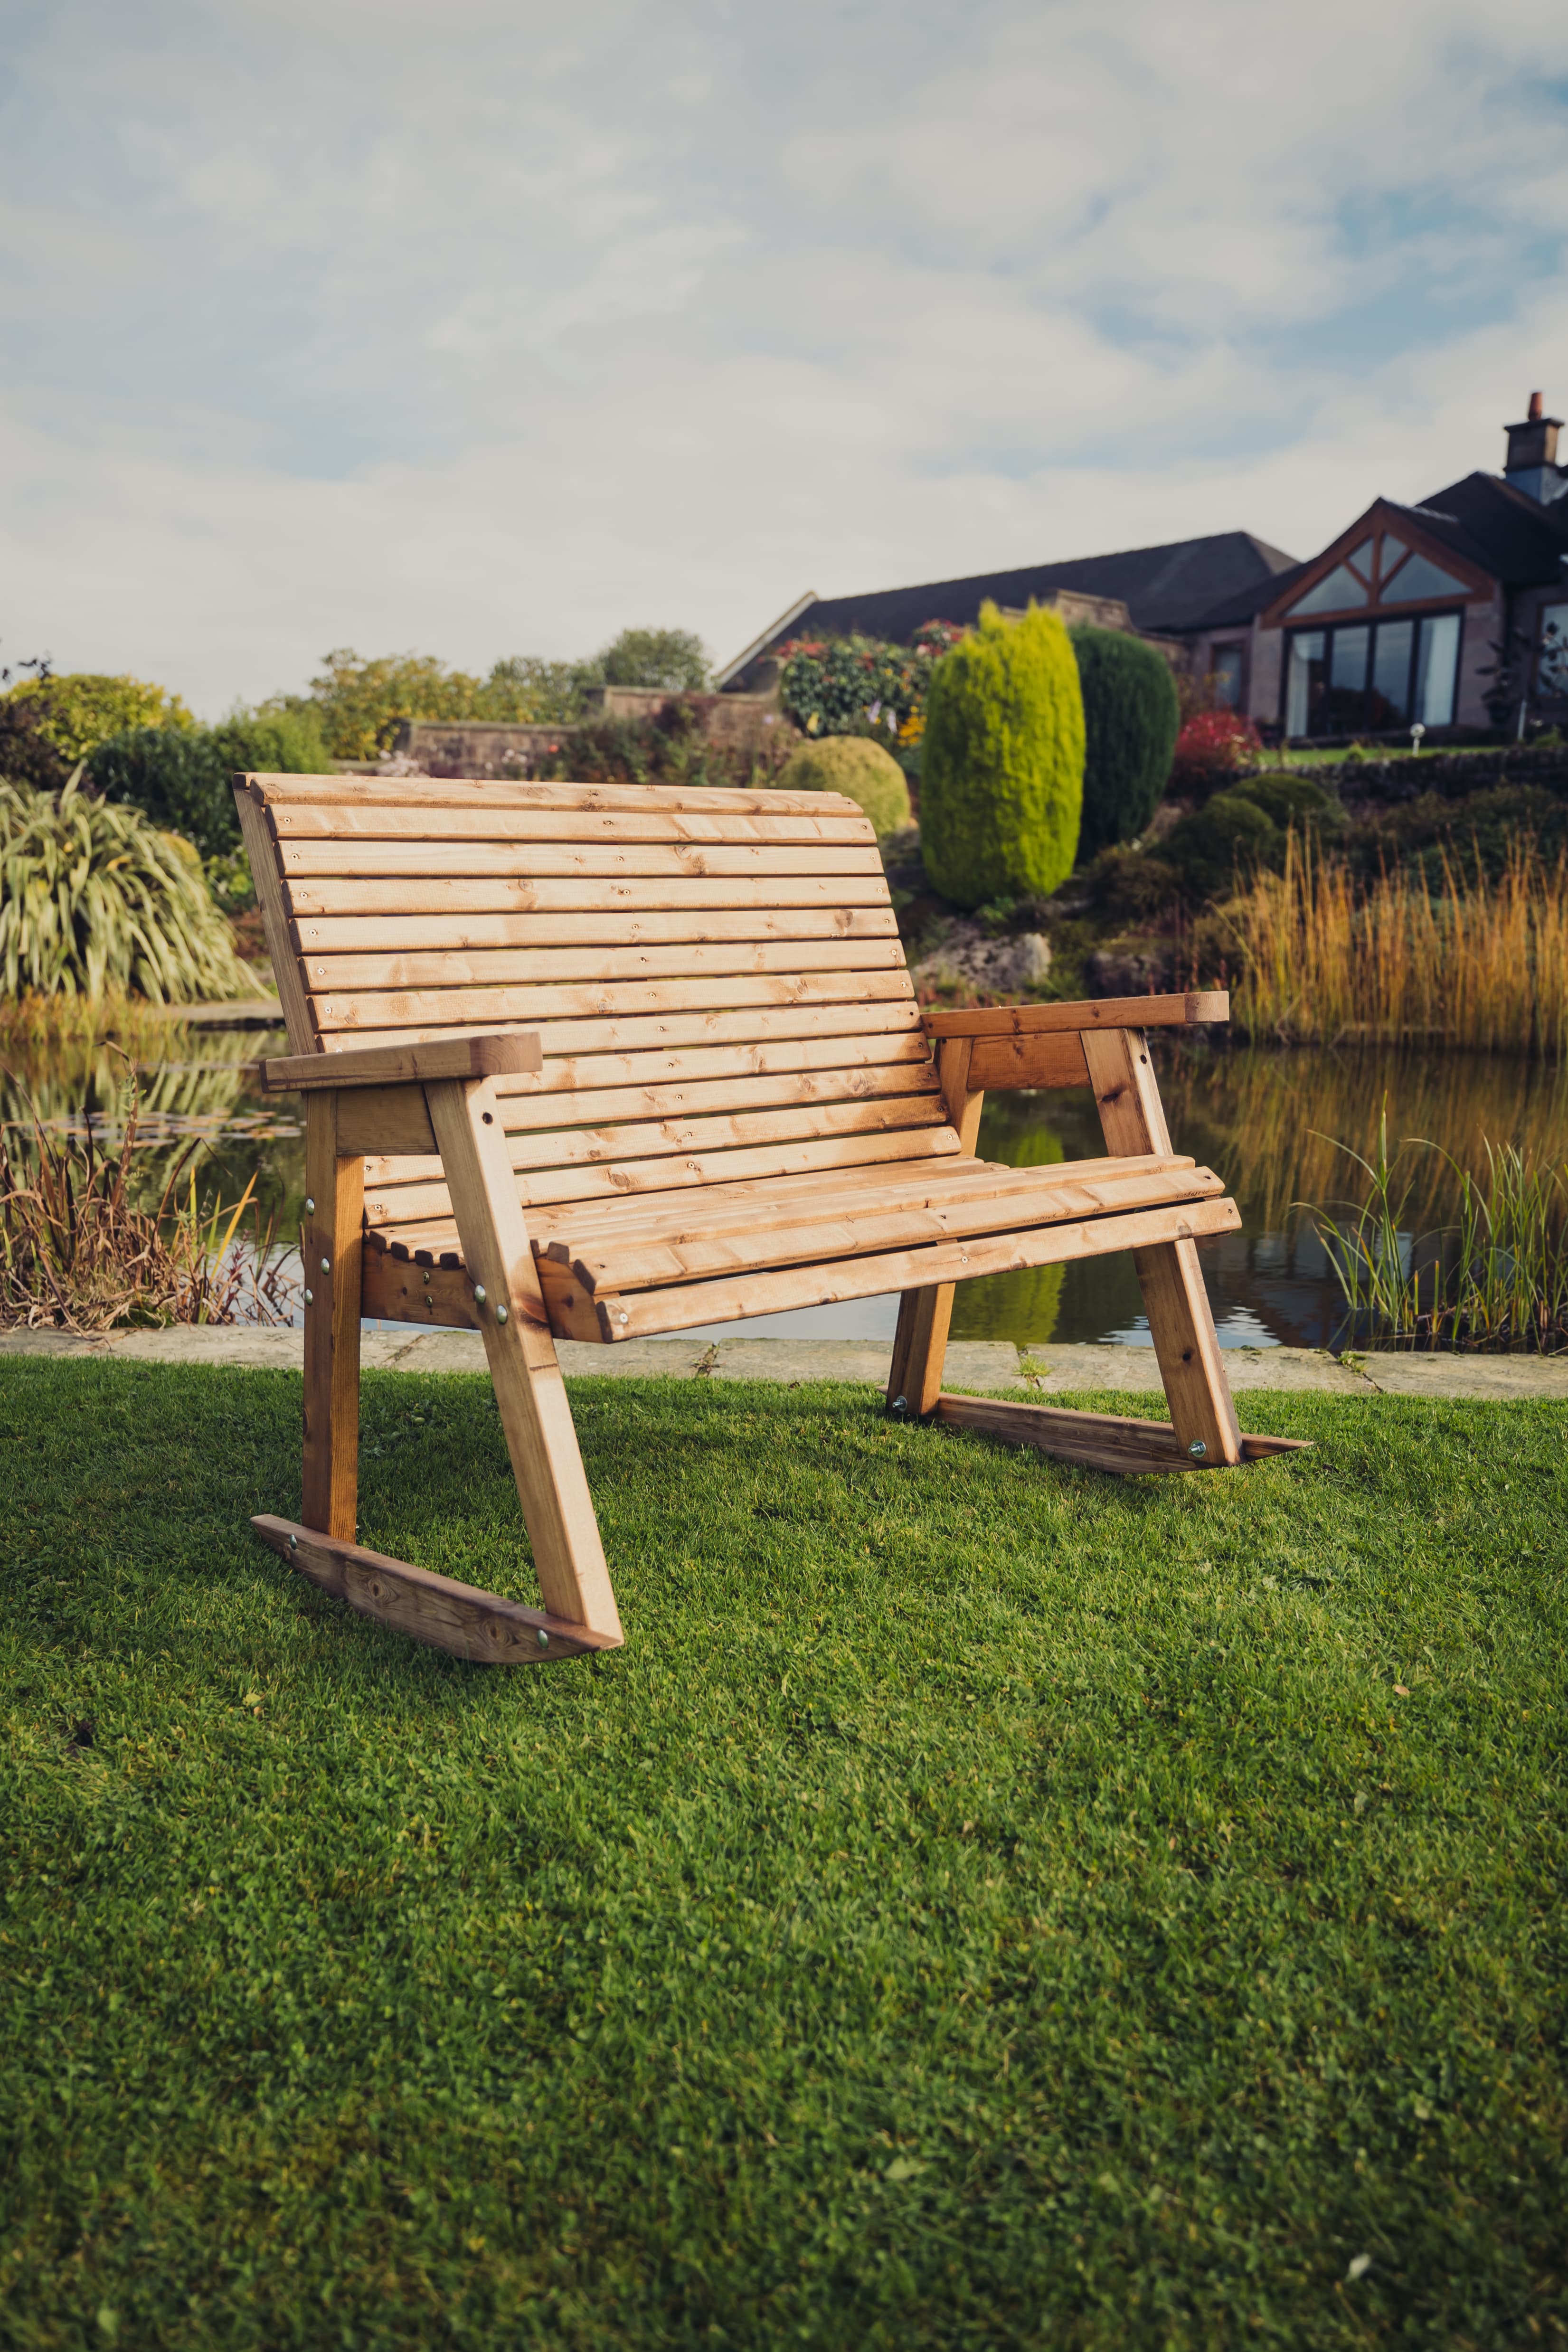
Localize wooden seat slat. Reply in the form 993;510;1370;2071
566;1165;1226;1294
301;903;903;969
546;1196;1245;1342
299;911;898;985
529;1153;1196;1254
364;1127;963;1222
313;968;916;1034
492;1030;933;1099
275;820;874;873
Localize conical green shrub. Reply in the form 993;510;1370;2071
0;777;256;1002
1069;625;1180;862
920;604;1085;907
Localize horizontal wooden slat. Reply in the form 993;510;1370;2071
250;774;859;818
274;820;874;871
328;1000;927;1060
297;903;893;969
261;795;869;842
312;954;912;1030
358;1065;940;1171
270;808;880;849
285;851;893;894
286;870;888;912
567;1164;1225;1293
967;1031;1091;1090
567;1195;1243;1341
368;1125;961;1220
923;992;1230;1037
299;916;898;989
531;1153;1190;1250
504;1029;933;1101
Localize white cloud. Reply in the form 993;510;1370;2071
0;0;1565;709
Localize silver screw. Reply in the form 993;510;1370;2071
473;1285;487;1304
303;1288;314;1304
304;1196;315;1213
289;1534;298;1550
889;1394;908;1417
1188;1439;1207;1459
320;1257;330;1274
495;1304;508;1323
536;1628;549;1648
618;1312;629;1325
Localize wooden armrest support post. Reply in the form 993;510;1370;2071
259;1031;543;1093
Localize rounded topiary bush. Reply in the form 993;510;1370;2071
1165;791;1280;902
1229;769;1343;841
920;603;1085;908
776;735;911;837
1069;625;1180;863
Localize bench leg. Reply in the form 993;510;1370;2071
1082;1028;1242;1466
425;1077;623;1643
887;1037;983;1417
302;1093;363;1540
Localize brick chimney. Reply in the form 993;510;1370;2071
1503;390;1567;502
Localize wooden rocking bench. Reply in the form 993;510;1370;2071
236;771;1301;1664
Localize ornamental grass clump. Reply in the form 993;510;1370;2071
0;1050;294;1334
920;603;1085;908
0;777;255;1004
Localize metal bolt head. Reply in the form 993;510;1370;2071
304;1196;315;1213
889;1394;908;1418
495;1304;508;1323
320;1257;331;1274
303;1288;314;1304
1188;1439;1207;1459
289;1533;298;1550
472;1285;487;1304
536;1628;549;1648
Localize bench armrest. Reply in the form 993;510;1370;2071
922;991;1228;1040
259;1031;543;1094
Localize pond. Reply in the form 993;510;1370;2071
5;1025;1563;1351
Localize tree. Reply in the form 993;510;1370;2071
1069;626;1180;860
919;603;1086;907
593;629;710;691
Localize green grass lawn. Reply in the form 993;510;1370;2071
1;1362;1564;2351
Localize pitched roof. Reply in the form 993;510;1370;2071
1388;471;1568;588
729;530;1301;671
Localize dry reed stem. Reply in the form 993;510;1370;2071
1223;833;1568;1054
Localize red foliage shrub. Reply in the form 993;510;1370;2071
1170;707;1261;799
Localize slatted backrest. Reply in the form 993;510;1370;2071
236;773;954;1235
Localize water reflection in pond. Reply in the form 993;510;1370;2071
4;1028;1562;1349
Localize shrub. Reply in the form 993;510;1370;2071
1229;768;1342;839
1165;790;1280;902
1069;627;1180;861
1085;844;1183;924
778;634;934;741
776;737;911;836
0;673;191;790
0;779;255;1002
88;710;328;859
919;603;1086;908
1170;706;1262;801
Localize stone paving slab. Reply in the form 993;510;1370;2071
2;1324;1566;1401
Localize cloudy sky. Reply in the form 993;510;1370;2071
2;0;1566;713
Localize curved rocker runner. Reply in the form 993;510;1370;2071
237;771;1305;1664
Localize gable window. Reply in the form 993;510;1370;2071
1285;612;1460;737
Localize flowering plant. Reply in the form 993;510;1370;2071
1170;706;1261;796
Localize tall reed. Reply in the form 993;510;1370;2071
1221;832;1568;1054
1303;1104;1568;1351
0;1049;295;1334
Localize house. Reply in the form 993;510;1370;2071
719;394;1568;745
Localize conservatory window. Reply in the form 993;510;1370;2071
1413;612;1460;726
1284;612;1461;737
1538;603;1568;694
1377;548;1469;602
1286;563;1371;617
